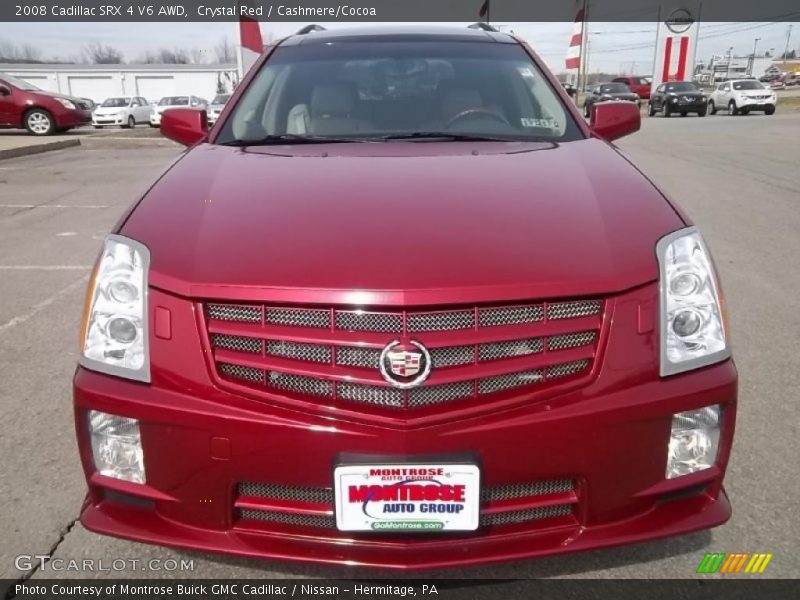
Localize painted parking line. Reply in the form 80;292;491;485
0;275;89;334
0;266;92;270
0;204;109;209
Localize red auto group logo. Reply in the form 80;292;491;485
379;340;431;388
348;468;466;518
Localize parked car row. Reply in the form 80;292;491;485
0;72;233;135
583;79;778;119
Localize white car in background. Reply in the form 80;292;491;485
708;79;777;116
207;93;231;126
150;95;208;127
92;96;151;128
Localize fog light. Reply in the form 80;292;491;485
666;405;721;479
89;410;145;483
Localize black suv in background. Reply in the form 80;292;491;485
648;81;707;117
583;82;640;117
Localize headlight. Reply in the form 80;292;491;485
55;97;76;110
79;235;150;382
666;405;721;479
657;227;730;376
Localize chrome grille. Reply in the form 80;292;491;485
481;479;574;502
238;509;335;529
407;310;474;332
479;305;543;327
430;345;474;367
237;482;333;504
547;359;590;379
408;382;473;407
335;346;381;369
211;334;261;354
266;307;330;328
479;369;544;395
547;300;602;320
267;340;331;363
548;331;597;351
207;304;260;323
479;338;543;361
219;363;263;383
206;298;603;412
267;372;333;397
236;478;576;531
338;382;404;408
335;311;402;332
480;504;572;526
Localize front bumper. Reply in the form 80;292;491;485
93;115;125;126
150;113;162;126
669;100;706;111
74;281;737;570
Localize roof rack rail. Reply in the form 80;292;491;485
468;22;499;32
296;24;326;35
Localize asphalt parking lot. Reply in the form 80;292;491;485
1;112;798;584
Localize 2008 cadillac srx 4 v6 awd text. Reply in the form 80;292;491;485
74;25;736;569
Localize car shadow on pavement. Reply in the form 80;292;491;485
172;529;712;579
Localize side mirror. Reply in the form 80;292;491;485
0;85;10;96
161;108;208;146
589;101;640;142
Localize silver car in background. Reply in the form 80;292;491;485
150;95;208;127
207;93;231;127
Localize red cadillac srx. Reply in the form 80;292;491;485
74;26;736;569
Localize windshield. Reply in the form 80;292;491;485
216;41;581;145
159;96;189;106
600;83;629;94
101;97;130;107
0;74;41;91
666;82;699;92
212;94;231;105
733;80;764;90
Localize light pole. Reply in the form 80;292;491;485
725;47;734;80
750;37;760;76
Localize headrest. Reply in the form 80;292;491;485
311;82;357;118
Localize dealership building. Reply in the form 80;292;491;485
1;63;238;103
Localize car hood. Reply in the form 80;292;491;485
27;89;87;104
121;140;684;305
94;106;127;115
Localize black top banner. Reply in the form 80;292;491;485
2;0;800;22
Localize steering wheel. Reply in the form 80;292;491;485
446;108;510;128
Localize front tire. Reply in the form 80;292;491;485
765;105;776;115
664;103;672;117
584;104;590;118
24;108;55;136
698;108;707;117
729;100;739;115
126;115;135;128
708;100;717;115
648;102;656;117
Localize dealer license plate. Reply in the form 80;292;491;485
334;463;480;532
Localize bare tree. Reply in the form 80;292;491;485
214;37;236;64
81;42;123;64
0;41;43;63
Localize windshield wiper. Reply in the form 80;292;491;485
379;132;541;143
220;134;373;146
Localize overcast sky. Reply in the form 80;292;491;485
1;21;796;73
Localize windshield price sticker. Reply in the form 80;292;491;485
334;464;480;531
